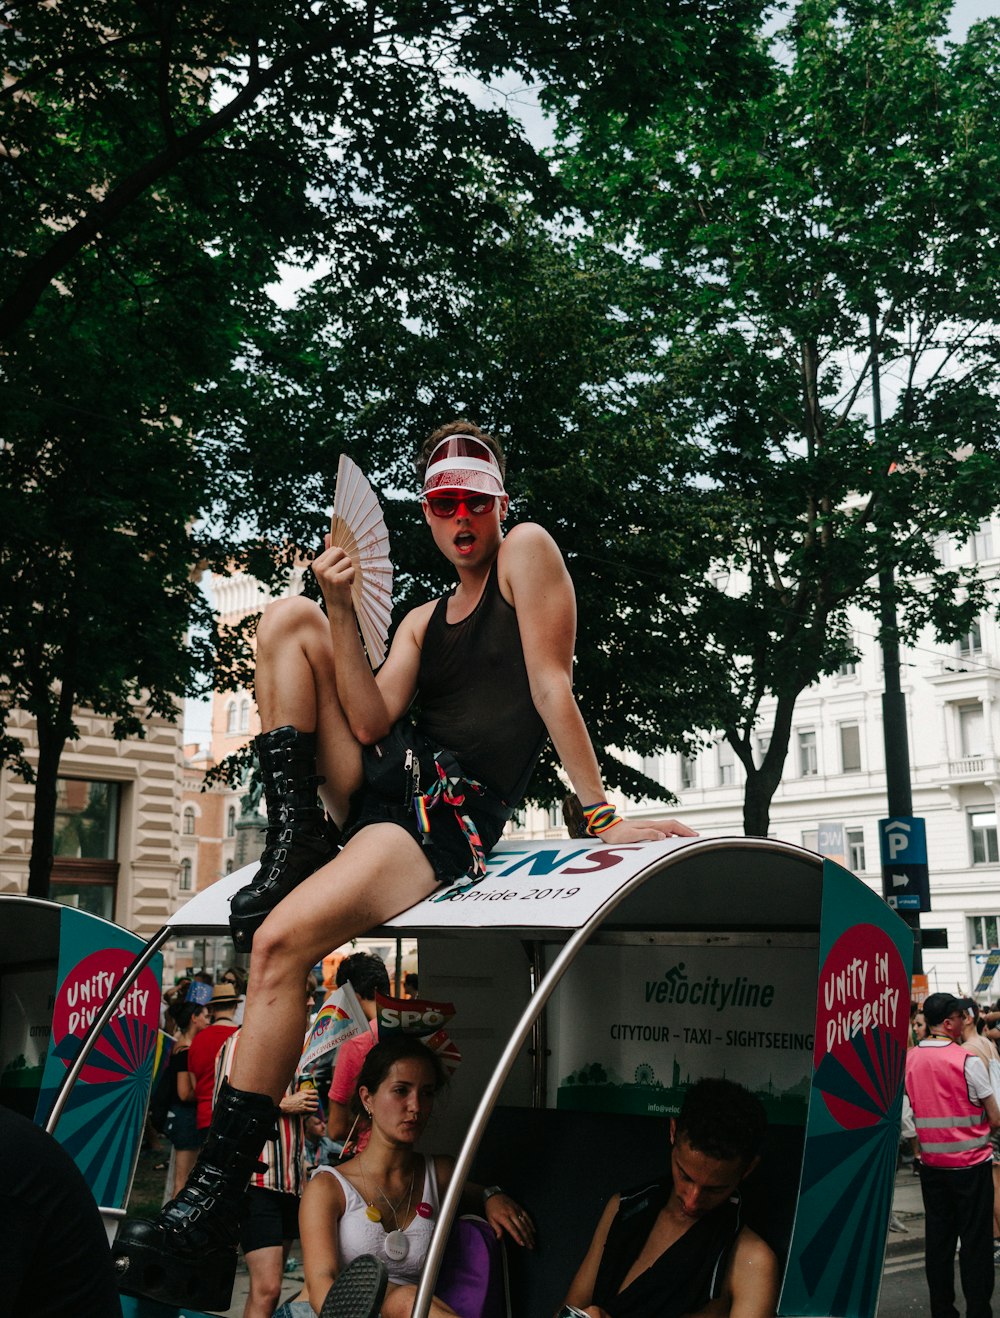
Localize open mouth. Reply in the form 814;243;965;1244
454;532;476;553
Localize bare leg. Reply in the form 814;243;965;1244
230;824;439;1100
382;1283;459;1318
172;1147;198;1198
254;596;363;824
243;1241;287;1318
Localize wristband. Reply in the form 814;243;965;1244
581;801;623;836
483;1185;503;1207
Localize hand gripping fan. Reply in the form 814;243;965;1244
329;454;393;668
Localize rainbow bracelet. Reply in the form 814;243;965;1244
582;801;623;836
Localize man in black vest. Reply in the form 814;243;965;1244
560;1079;778;1318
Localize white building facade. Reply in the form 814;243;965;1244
515;518;1000;1000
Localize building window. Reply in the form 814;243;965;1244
548;804;562;829
510;808;526;831
969;914;1000;951
972;521;994;562
959;703;985;759
718;740;735;787
225;701;237;734
847;827;866;872
959;622;983;658
239;698;251;733
755;734;771;768
182;806;196;835
802;829;819;852
970;810;999;865
226;805;237;838
798;730;818;776
225;859;234;875
179;859;193;891
839;724;862;774
50;779;121;921
641;755;661;786
935;535;952;566
679;754;696;790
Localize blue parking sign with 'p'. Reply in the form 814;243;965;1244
879;818;927;866
879;817;930;911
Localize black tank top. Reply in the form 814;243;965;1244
415;559;546;803
593;1178;741;1317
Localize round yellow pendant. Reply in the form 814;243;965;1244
365;1205;382;1223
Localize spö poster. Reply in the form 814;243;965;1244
548;943;816;1125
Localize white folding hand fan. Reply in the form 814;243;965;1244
329;454;393;668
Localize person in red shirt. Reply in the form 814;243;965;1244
327;952;390;1151
187;983;241;1131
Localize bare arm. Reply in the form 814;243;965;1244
702;1230;779;1318
560;1194;620;1314
311;539;432;744
299;1172;346;1309
326;1098;353;1142
985;1092;1000;1132
435;1157;536;1249
176;1069;195;1103
501;526;695;844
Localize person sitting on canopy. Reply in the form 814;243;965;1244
113;419;695;1311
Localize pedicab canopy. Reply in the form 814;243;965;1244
1;835;913;1318
0;899;163;1212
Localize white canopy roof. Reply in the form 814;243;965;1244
164;835;822;936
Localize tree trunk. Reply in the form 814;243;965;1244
25;680;75;899
742;767;779;837
738;690;799;837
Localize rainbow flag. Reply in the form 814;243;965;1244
296;982;367;1075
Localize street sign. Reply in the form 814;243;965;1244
817;822;846;866
975;949;1000;996
879;817;930;911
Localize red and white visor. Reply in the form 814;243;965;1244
420;434;506;499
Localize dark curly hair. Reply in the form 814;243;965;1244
674;1078;767;1167
335;952;390;1001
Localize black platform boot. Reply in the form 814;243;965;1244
112;1080;277;1311
229;725;340;952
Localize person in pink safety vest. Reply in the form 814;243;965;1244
906;992;1000;1318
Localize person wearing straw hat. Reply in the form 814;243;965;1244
187;981;242;1134
114;419;695;1311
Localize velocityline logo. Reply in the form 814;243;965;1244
644;963;776;1011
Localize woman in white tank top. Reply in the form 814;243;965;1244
295;1037;534;1317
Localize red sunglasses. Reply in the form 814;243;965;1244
426;493;496;518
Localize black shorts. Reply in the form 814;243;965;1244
344;789;506;885
343;721;511;885
240;1187;300;1254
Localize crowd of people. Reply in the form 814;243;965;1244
133;968;1000;1318
140;947;784;1318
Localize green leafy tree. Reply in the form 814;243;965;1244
0;271;220;897
548;0;1000;834
1;1;756;884
206;211;730;805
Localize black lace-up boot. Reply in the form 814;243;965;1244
229;725;340;951
112;1080;277;1311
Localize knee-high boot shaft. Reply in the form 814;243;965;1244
229;725;340;951
112;1080;278;1309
